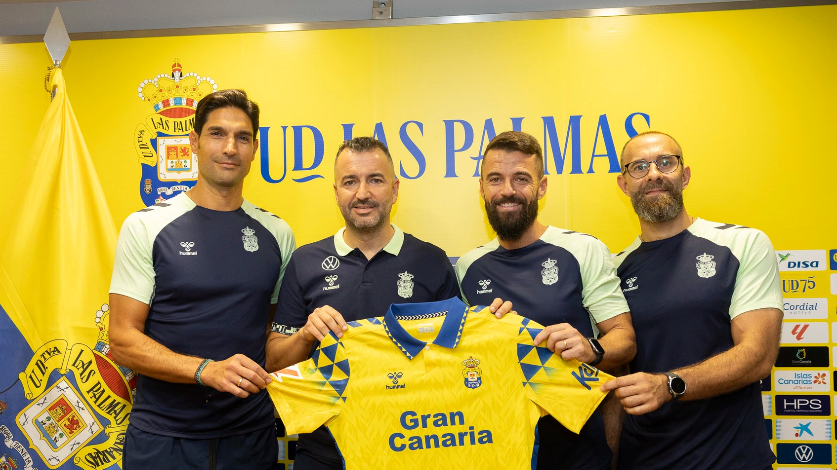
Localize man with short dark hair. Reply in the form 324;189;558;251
109;89;295;469
601;131;782;470
266;137;515;470
456;131;636;470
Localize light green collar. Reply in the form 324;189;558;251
333;224;404;257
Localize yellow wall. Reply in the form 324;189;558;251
2;6;834;255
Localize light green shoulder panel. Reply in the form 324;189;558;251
109;193;195;304
241;200;296;304
540;226;629;324
688;219;783;319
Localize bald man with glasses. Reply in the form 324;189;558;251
601;131;783;470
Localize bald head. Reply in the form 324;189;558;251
620;131;683;169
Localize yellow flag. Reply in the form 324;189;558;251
0;67;116;349
0;68;131;470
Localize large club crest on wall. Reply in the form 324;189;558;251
133;60;217;206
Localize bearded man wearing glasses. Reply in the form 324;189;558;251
601;131;783;470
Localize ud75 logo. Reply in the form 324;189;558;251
572;364;600;390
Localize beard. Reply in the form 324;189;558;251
485;195;539;242
629;178;685;223
340;197;392;232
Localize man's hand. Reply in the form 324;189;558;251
533;323;596;363
201;354;273;399
301;305;348;342
600;372;670;415
489;298;514;318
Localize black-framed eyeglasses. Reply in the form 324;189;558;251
622;155;682;179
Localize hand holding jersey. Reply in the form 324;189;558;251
200;353;273;398
532;323;600;365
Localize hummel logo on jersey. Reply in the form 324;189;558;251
397;272;415;299
322;256;340;271
179;241;197;255
571;363;600;390
623;277;638;292
242;227;259;252
542;258;559;285
696;253;716;278
386;372;405;390
477;279;493;294
323;275;340;291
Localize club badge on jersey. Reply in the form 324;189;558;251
696;253;716;278
542;258;559;285
242;227;259;252
397;272;415;298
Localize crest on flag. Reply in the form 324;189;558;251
133;60;217;206
1;305;136;470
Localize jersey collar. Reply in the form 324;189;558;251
383;297;468;360
333;224;404;256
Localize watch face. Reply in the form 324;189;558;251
589;338;604;354
670;376;686;394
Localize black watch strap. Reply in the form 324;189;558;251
587;338;604;367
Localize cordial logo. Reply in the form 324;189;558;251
783;298;828;320
322;256;340;271
775;395;830;416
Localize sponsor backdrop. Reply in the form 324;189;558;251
1;4;836;470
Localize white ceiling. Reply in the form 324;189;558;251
0;0;792;37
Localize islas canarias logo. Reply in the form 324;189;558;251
133;60;217;206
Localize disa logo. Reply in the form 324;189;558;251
776;250;827;271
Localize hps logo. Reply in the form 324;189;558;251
776;395;830;416
777;250;827;271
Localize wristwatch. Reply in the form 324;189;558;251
663;372;686;400
587;338;604;366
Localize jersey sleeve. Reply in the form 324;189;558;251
579;238;630;324
516;318;612;434
729;230;783;319
271;254;307;335
109;214;155;304
267;333;349;435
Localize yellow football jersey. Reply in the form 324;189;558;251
267;297;612;470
